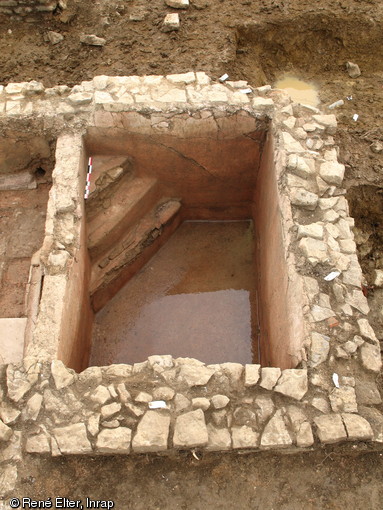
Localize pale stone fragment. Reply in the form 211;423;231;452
0;419;12;441
206;424;231;451
93;75;109;90
135;392;152;403
343;340;359;354
287;154;315;179
283;116;296;130
291;189;318;210
244;364;261;386
196;72;210;85
329;386;358;413
359;407;383;442
357;318;377;342
192;397;210;411
231;91;250;104
373;269;383;287
94;91;114;104
173;394;191;412
342;413;373;440
252;97;274;113
274;369;308;400
220;363;243;384
312;114;337;134
125;402;145;418
303;122;323;132
310;332;330;367
257;85;272;96
303;276;319;302
319;161;345;186
261;410;293;448
259;367;281;390
51;360;74;390
90;385;112;405
287;406;314;447
148;355;173;368
54;423;92;454
311;305;335;322
163;13;180;31
24;81;44;94
339;239;356;254
166;72;195;84
78;366;103;387
87;414;100;436
157;89;187;102
67;92;93;105
153;386;175;401
96;428;132;453
6;364;36;402
346;61;361;78
360;343;382;373
314;414;347;443
104;364;132;379
101;402;121;419
0;464;18;497
254;395;275;424
24;393;43;421
133;411;170;452
280;131;305;152
116;383;131;403
323;209;339;223
47;31;64;44
311;397;330;414
355;380;382;405
25;432;51;453
232;425;259;449
80;34;106;46
173;409;208;448
347;290;370;314
296;422;314;447
297;223;324;240
0;431;21;462
211;395;230;409
211;410;227;427
5;82;28;94
0;403;20;425
166;0;189;8
178;365;214;387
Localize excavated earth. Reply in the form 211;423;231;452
1;0;383;507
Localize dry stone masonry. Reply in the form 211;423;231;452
0;0;63;17
0;72;382;498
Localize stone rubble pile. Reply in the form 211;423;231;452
0;0;62;16
0;355;378;497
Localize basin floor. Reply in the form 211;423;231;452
90;221;258;366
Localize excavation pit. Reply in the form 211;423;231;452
90;220;257;366
1;73;382;465
80;109;305;371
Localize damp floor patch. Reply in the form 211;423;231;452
90;221;257;366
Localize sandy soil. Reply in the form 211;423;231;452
1;0;383;506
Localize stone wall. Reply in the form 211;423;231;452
0;0;61;16
0;72;382;499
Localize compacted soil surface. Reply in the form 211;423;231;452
15;446;383;509
1;0;383;507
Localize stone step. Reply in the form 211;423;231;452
90;198;182;312
87;175;160;261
